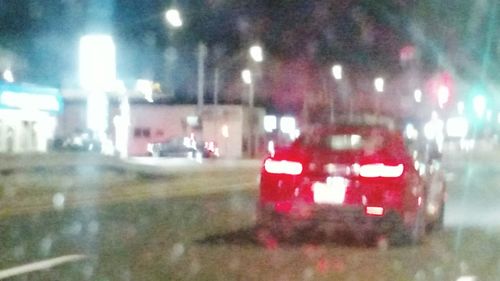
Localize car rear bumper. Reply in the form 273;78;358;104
257;202;397;234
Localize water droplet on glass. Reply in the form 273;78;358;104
52;193;65;210
414;270;426;281
88;220;99;235
189;259;201;276
39;236;53;256
13;245;25;259
302;267;314;280
82;264;94;280
170;243;185;261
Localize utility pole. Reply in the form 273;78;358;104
213;67;219;106
197;42;207;113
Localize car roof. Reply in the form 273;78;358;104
306;123;396;136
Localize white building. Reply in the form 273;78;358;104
0;82;62;153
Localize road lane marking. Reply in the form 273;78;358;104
0;254;87;280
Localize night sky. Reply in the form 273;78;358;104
2;0;492;113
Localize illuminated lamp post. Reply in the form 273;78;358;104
79;34;116;153
374;77;384;116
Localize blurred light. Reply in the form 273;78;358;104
249;45;263;62
0;91;60;112
241;69;252;84
79;35;116;91
114;97;130;158
497;112;500;124
359;164;404;178
461;139;475;151
291;129;301;140
135;79;153;103
87;93;108;133
486;110;493;122
113;80;127;95
3;69;14;83
456;276;477;281
424;113;444;140
101;138;115;155
374;77;384;93
267;140;275;156
183;137;191;148
365;206;384;216
437;85;449;108
473;95;487;119
52;193;65;211
280;116;296;134
195;151;203;163
446;117;469;138
331;64;342;80
221;124;229;138
186;115;199;127
457;101;465;115
263;115;277;132
313;177;348;204
265;159;303;175
165;9;183;28
414;89;422;103
399;45;416;61
405;123;419;139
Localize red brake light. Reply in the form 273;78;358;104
264;159;303;175
359;163;404;178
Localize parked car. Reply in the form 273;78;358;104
147;136;219;159
52;130;102;153
257;123;446;246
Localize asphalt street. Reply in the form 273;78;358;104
0;152;499;280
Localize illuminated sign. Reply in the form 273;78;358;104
0;83;63;114
79;35;116;91
0;91;60;112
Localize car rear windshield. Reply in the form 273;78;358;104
297;130;386;152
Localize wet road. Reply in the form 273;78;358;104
0;152;499;280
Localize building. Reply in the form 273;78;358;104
0;82;63;153
57;97;265;158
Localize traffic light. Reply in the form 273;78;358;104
466;83;489;127
426;71;453;108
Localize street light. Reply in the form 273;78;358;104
249;45;263;62
414;89;422;103
374;77;384;93
331;64;342;80
241;68;255;157
374;77;384;117
473;95;486;119
2;69;14;83
165;8;183;28
241;69;252;85
437;85;449;108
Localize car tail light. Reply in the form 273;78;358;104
359;163;404;178
264;159;303;175
365;206;384;216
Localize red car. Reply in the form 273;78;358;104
257;124;446;245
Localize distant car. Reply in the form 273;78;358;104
147;137;219;158
53;131;102;153
257;124;446;246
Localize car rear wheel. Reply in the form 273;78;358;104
256;214;296;244
378;210;425;247
426;200;445;233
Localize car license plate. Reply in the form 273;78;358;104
313;177;348;205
